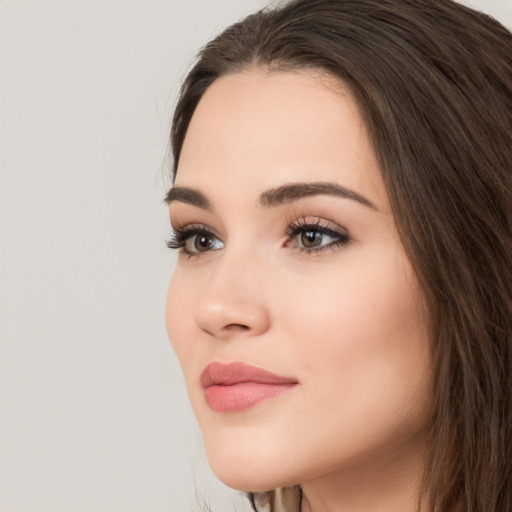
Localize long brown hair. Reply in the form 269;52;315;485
169;1;512;510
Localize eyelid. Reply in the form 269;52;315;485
284;217;351;254
285;215;348;233
166;217;351;257
166;223;224;257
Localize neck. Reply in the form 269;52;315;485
300;433;428;512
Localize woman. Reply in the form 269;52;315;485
164;0;512;511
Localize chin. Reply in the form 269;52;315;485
211;470;292;494
204;441;298;492
213;471;275;493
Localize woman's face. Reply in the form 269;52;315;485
166;70;432;492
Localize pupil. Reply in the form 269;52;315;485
195;235;212;252
302;230;322;247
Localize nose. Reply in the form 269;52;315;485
193;257;271;340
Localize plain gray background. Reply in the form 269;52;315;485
1;1;510;511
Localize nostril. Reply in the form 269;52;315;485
225;324;250;332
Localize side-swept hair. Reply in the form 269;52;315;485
170;1;512;510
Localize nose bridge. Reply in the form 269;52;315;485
193;243;270;339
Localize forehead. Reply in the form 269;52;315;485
175;69;387;209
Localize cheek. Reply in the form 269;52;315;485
276;247;430;419
269;256;430;477
279;248;421;344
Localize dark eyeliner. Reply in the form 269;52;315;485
285;219;350;253
166;225;215;253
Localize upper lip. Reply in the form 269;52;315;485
201;361;298;388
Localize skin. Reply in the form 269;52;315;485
166;69;433;512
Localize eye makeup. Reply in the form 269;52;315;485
284;217;350;254
167;224;223;258
167;215;351;258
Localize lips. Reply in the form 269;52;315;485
201;362;298;413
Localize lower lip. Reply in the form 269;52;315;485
205;382;296;413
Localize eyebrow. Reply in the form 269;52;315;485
259;182;377;210
165;181;377;211
165;186;212;211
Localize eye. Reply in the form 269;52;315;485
299;229;329;249
285;219;350;254
186;232;223;253
167;226;224;256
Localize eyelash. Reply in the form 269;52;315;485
166;224;214;254
285;219;350;254
166;219;350;257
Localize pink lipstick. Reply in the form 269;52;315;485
201;362;297;413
